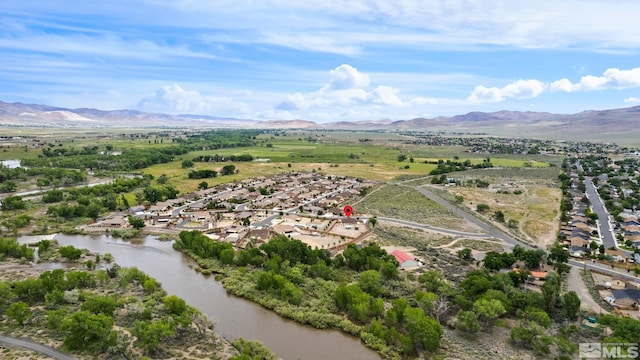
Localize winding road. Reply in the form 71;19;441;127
0;335;75;360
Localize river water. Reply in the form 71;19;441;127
19;234;380;360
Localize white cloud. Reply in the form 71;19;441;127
259;33;360;56
0;33;218;60
468;79;546;103
550;78;574;93
137;84;250;115
368;85;403;106
144;1;640;51
551;67;640;92
326;64;370;90
624;97;640;103
276;64;407;111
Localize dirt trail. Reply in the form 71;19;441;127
432;237;509;249
567;266;609;314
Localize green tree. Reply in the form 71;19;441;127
0;282;16;312
473;298;506;329
457;248;473;261
404;307;443;353
493;210;505;222
42;189;64;203
157;174;169;184
181;159;194;168
522;249;545;269
81;295;117;316
368;216;377;228
128;215;146;230
59;245;83;261
220;248;235;265
133;319;174;355
541;272;560;312
1;195;25;210
358;270;382;297
476;203;490;212
417;270;451;295
163;295;187;315
61;310;117;351
198;181;209;190
13;278;45;305
453;310;482;335
6;301;31;325
220;164;236;176
562;291;581;320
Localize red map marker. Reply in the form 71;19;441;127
343;205;353;217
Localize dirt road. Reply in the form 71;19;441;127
566;266;609;315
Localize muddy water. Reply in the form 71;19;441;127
20;234;380;360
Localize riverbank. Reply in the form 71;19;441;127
0;243;259;360
17;233;381;360
175;243;400;359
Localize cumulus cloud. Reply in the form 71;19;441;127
326;64;370;90
468;79;546;103
551;67;640;92
624;97;640;103
276;64;408;112
137;84;250;115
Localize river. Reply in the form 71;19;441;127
19;233;380;360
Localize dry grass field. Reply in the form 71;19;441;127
426;174;562;248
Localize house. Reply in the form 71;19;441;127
570;236;589;248
128;206;146;215
244;228;271;242
607;277;629;290
529;271;548;281
87;215;128;229
390;250;420;270
611;289;640;307
605;249;628;263
273;224;295;234
569;246;590;258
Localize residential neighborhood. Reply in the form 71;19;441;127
87;172;377;252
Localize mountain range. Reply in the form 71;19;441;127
1;100;639;142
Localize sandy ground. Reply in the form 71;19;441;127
567;267;609;314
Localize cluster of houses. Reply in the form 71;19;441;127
87;172;376;251
592;272;640;312
558;170;631;263
559;171;601;258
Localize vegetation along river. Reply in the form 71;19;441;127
19;233;380;360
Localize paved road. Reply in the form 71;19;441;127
585;178;615;250
0;335;75;360
584;178;633;256
569;259;640;284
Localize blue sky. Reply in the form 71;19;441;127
2;1;640;122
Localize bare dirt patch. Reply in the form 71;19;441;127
428;176;561;248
